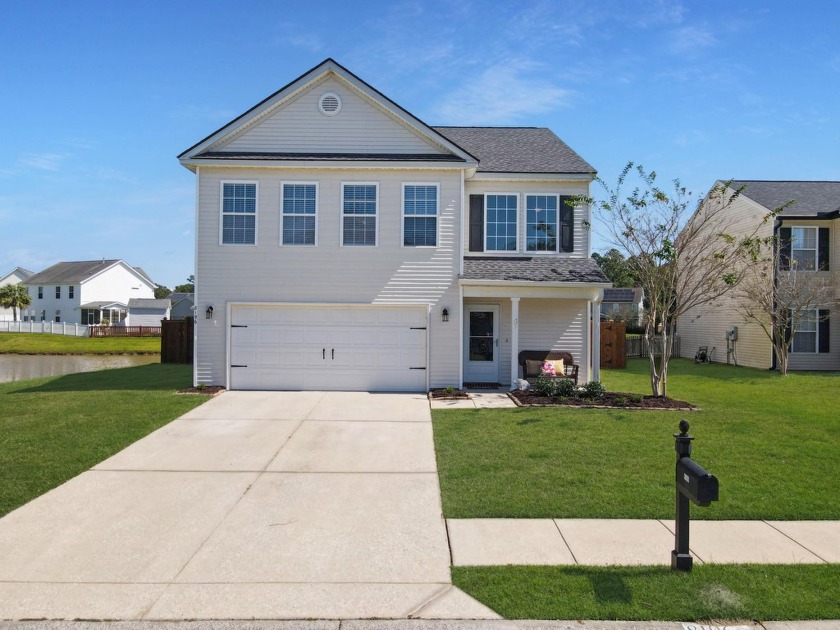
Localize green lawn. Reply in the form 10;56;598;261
0;332;160;354
453;564;840;621
433;359;840;519
0;364;206;517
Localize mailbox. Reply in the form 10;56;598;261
676;457;719;507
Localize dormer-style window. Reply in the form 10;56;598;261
221;182;258;245
485;194;518;251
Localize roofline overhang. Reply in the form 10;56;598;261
180;158;478;175
459;278;612;289
777;212;840;221
23;261;155;289
469;172;596;182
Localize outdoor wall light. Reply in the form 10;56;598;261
441;307;449;323
205;305;214;320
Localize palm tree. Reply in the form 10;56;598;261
0;284;31;322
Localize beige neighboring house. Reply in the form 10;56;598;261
0;267;34;321
179;58;610;391
678;180;839;371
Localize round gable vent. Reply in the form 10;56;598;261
318;92;342;116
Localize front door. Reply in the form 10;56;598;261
463;304;500;383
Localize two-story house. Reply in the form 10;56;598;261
0;267;34;321
22;260;156;325
180;59;610;391
678;180;839;370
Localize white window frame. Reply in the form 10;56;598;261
69;285;75;299
401;182;440;248
791;226;818;271
55;286;61;299
524;193;561;254
484;192;520;253
340;182;379;247
791;308;819;354
219;180;259;246
280;181;319;247
38;287;43;299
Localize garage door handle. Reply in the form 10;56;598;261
322;348;325;360
331;348;335;360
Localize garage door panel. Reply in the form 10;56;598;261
229;305;428;392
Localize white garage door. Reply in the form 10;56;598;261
229;304;428;391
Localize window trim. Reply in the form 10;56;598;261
69;285;75;299
219;180;259;246
484;192;520;253
55;286;61;299
37;287;43;299
401;182;440;248
791;225;818;272
791;308;819;354
280;181;319;247
524;193;561;254
340;182;379;248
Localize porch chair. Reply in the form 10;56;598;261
518;350;579;385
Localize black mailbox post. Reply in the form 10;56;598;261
672;420;719;571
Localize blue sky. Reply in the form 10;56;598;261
2;0;838;288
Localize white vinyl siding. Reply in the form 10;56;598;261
281;182;318;246
792;309;818;353
403;183;438;247
341;183;378;247
525;194;559;252
485;194;518;251
791;226;817;271
220;181;258;245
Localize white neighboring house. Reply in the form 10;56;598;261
127;298;171;326
179;58;610;391
0;267;34;321
678;180;839;371
168;292;195;320
22;260;156;325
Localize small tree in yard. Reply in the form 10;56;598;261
0;284;31;322
591;163;771;397
736;242;838;376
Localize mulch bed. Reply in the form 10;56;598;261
177;386;226;396
428;388;471;400
509;390;695;410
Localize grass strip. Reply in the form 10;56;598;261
433;358;840;520
0;332;160;355
0;363;205;517
453;564;840;621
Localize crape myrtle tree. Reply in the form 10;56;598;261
0;283;31;322
736;237;838;376
588;163;771;397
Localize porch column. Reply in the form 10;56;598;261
510;297;520;387
592;298;602;382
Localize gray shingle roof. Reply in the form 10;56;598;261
168;292;194;304
128;298;171;309
25;260;123;285
462;256;609;283
133;267;155;285
603;288;644;303
730;180;840;217
195;151;464;162
433;127;595;174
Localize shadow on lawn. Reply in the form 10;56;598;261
563;566;669;604
13;363;191;393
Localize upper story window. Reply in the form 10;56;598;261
221;182;257;245
69;286;74;299
403;184;438;247
792;227;817;271
282;183;317;246
486;194;518;251
342;183;378;247
526;195;559;252
55;286;61;299
38;287;43;299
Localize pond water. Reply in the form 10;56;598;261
0;355;160;383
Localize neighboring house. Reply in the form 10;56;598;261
0;267;34;321
179;58;610;391
678;180;839;370
127;298;171;326
168;292;195;320
600;288;644;324
22;260;156;325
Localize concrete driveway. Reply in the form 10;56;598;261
0;391;497;620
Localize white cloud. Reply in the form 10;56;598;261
18;152;68;172
433;60;575;125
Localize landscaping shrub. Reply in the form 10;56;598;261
580;380;606;399
554;378;577;398
532;377;558;397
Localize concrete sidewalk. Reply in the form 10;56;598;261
0;391;497;621
447;518;840;566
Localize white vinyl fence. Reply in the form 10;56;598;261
0;321;90;337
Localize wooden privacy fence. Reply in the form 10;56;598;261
89;325;161;338
626;335;681;358
600;321;626;369
161;319;193;364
